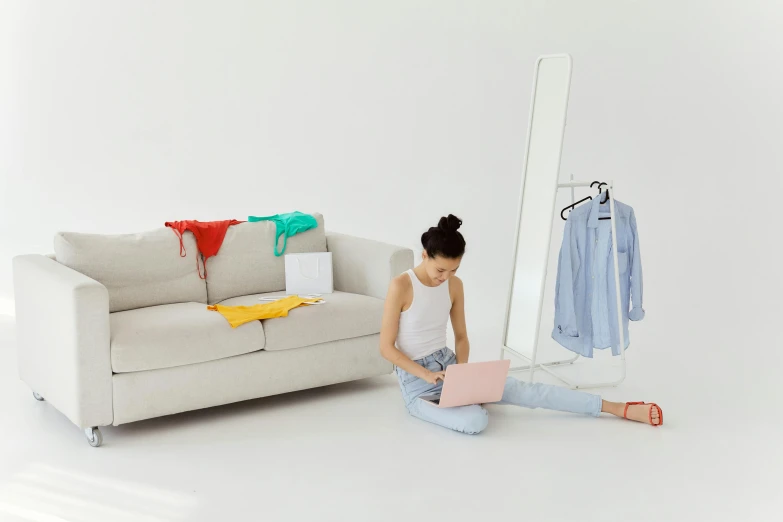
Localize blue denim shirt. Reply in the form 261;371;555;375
552;194;645;357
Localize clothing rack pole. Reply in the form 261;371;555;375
503;179;627;390
607;183;628;382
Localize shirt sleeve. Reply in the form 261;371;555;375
554;217;580;336
628;208;645;321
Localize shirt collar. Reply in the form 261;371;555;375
587;192;611;228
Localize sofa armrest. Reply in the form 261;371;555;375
326;232;414;300
13;255;112;429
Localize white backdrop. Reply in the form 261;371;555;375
1;0;782;374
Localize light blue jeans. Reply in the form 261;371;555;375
396;348;602;434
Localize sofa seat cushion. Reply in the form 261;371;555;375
218;291;383;351
110;302;265;373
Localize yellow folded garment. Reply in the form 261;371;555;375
207;295;323;328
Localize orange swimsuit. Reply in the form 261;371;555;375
165;219;242;279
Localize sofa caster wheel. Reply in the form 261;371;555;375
85;427;103;447
32;391;45;401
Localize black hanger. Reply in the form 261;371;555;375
560;180;601;221
597;183;611;220
560;180;613;221
560;195;592;220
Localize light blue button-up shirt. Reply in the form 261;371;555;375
552;194;645;357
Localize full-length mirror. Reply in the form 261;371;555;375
503;55;572;356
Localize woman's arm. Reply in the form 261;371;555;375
450;276;470;364
379;277;442;382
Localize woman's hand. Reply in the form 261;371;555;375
423;370;446;385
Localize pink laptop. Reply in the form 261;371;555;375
419;359;511;408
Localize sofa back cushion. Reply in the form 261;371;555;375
54;228;208;313
205;213;327;304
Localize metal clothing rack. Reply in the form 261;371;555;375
500;174;627;390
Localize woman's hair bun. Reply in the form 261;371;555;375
422;214;466;259
438;214;462;233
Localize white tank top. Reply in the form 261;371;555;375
395;269;452;360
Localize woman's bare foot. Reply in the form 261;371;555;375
602;400;662;426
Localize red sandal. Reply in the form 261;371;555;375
623;402;663;427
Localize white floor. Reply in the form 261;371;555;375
0;316;779;522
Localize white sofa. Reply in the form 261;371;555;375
12;214;413;446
